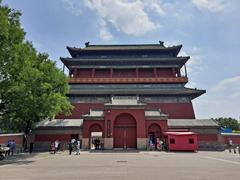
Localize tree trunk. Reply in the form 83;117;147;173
23;119;31;151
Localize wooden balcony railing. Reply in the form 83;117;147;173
69;77;188;84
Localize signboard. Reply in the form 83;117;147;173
91;132;102;137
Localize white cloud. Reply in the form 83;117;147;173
62;0;162;40
213;76;240;97
142;0;166;16
194;76;240;119
62;0;83;16
99;19;113;41
191;0;229;13
85;0;159;36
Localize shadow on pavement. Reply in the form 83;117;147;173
88;149;142;153
0;152;39;166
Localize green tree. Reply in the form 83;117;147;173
0;1;73;133
213;117;240;130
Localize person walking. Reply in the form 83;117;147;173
5;141;10;156
54;140;59;154
228;138;233;152
68;140;73;155
76;140;80;155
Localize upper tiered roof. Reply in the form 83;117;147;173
68;84;205;99
60;56;189;69
65;42;182;58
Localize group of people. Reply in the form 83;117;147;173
50;139;81;155
93;138;101;150
50;140;61;154
68;139;81;155
149;137;168;151
5;140;16;156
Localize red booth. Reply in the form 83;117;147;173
165;132;198;151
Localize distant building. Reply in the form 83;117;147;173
35;42;222;150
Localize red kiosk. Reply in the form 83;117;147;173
165;132;198;151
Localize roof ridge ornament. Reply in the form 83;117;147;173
159;41;165;47
85;41;90;47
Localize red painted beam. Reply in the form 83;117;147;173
69;77;188;84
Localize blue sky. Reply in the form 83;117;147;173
3;0;240;119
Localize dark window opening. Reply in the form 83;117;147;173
189;138;194;144
170;138;175;144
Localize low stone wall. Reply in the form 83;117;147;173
198;141;226;151
222;134;240;145
0;133;24;153
137;138;147;150
104;138;113;150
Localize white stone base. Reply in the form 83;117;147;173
82;138;89;150
137;138;147;150
104;138;113;149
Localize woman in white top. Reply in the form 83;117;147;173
76;140;80;155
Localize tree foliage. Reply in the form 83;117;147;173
0;1;73;133
213;117;240;130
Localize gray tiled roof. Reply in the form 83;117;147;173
36;119;83;127
144;110;168;118
60;56;189;69
168;119;219;127
67;44;182;51
65;44;182;58
105;97;145;106
82;109;104;117
69;84;205;99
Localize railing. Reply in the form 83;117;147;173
69;77;188;84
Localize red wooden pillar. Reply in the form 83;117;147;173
153;68;157;77
172;68;176;77
136;68;139;77
91;68;95;78
74;68;78;77
110;68;113;78
177;68;181;77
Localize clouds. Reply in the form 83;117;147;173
86;0;159;37
213;76;240;98
98;19;113;41
62;0;236;41
194;76;240;119
62;0;162;40
191;0;229;13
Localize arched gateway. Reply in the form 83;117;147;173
148;123;162;139
148;123;162;143
114;113;137;149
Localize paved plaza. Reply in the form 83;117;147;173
0;150;240;180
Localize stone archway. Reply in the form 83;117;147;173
89;124;103;149
148;123;162;148
89;124;102;135
114;113;137;149
148;123;162;139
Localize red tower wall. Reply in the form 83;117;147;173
95;69;110;77
56;103;105;119
56;102;195;119
138;69;153;77
113;69;136;77
156;68;174;77
146;103;195;119
77;69;92;77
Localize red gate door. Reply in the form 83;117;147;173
126;126;137;148
114;113;137;149
114;127;125;148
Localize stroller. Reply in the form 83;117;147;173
0;146;10;161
